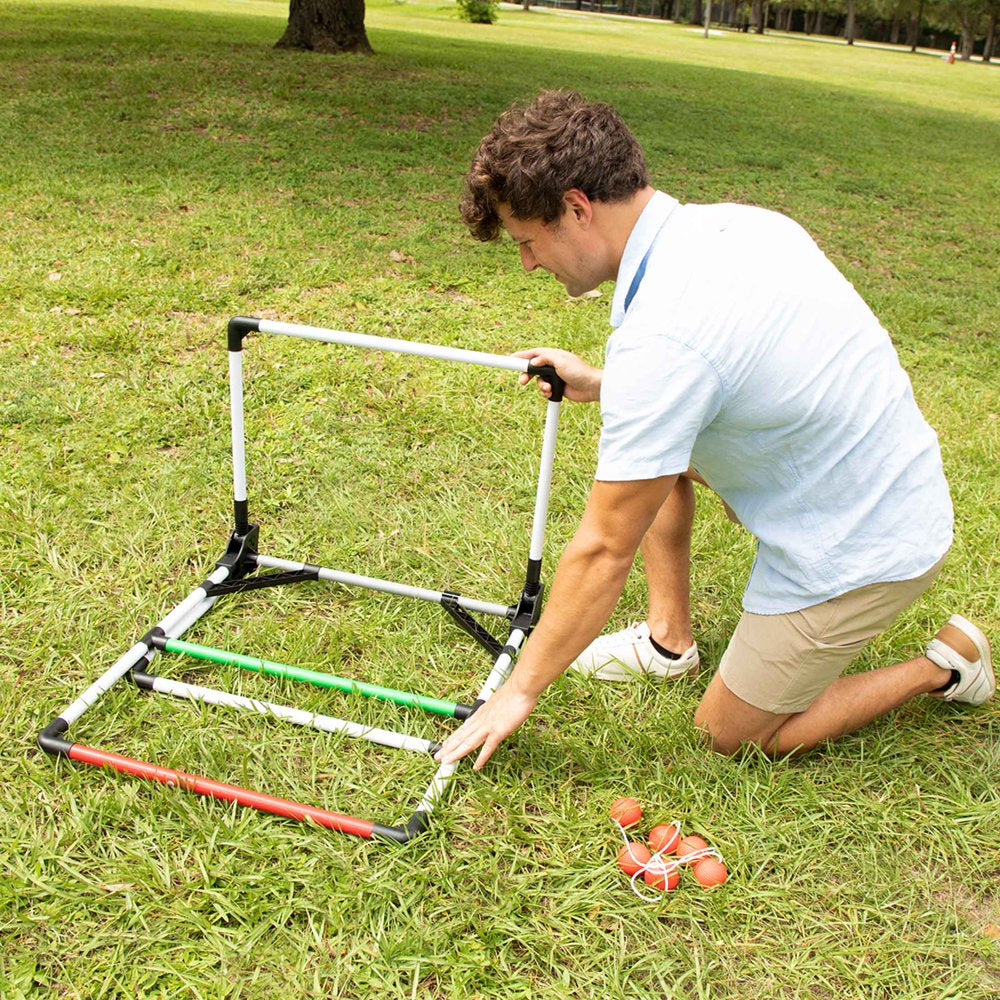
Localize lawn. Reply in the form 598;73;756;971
1;1;998;997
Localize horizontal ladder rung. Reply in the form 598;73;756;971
134;670;439;755
152;636;474;720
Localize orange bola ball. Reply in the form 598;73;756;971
617;842;652;876
677;835;710;862
643;861;680;891
693;857;728;887
648;823;681;855
610;797;642;829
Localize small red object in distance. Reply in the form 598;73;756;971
643;862;680;891
693;857;728;887
610;797;642;829
648;823;680;855
617;842;651;876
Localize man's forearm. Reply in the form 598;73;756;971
504;534;637;698
434;474;678;768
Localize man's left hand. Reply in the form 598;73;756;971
434;683;539;770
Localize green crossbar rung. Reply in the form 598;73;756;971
160;637;463;718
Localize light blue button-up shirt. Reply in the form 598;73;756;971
597;192;953;614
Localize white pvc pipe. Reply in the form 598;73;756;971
59;567;232;725
144;675;435;754
229;350;248;504
414;628;527;814
254;554;512;619
529;398;562;562
258;319;531;374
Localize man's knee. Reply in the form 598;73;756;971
694;673;789;757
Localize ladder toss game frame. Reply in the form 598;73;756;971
38;316;566;843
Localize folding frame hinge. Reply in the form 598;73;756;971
440;592;504;659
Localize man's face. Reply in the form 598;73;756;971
498;201;604;298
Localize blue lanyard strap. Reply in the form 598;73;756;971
622;210;674;315
623;245;652;314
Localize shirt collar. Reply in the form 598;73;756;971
610;190;679;329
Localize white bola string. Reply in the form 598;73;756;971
613;819;724;901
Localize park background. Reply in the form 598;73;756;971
1;1;998;997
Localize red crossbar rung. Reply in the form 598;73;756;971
68;743;377;838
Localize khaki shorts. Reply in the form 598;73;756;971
718;556;947;715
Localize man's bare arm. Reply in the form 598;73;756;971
435;473;678;770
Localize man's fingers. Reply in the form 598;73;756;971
472;737;500;771
435;719;487;764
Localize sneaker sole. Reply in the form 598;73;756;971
588;662;701;683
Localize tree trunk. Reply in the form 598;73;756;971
984;12;997;62
845;0;855;44
815;9;823;34
890;17;900;44
523;0;531;10
672;0;682;20
276;0;372;54
629;0;639;15
907;12;920;50
960;25;974;60
751;0;763;32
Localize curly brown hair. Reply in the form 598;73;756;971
460;90;650;242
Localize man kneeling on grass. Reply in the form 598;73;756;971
435;90;993;770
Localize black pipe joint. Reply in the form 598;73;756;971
526;363;566;402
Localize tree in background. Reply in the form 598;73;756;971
524;0;997;53
984;0;999;59
844;0;858;40
276;0;372;53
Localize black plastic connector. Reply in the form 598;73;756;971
140;626;166;650
215;523;260;579
526;363;566;402
228;316;260;352
511;581;545;632
371;810;431;843
205;567;319;596
131;668;158;691
38;718;72;757
440;591;503;659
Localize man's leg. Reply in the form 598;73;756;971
567;474;699;679
692;557;986;755
641;474;696;654
694;653;953;757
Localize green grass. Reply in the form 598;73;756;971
1;1;998;996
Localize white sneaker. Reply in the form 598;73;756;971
569;622;699;682
926;614;995;706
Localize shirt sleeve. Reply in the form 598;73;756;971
595;332;724;482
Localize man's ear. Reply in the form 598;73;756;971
562;188;594;227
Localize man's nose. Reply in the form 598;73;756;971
519;244;538;272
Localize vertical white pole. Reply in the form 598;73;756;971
228;350;248;526
704;0;711;37
528;399;562;562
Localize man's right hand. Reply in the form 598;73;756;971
514;348;603;403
